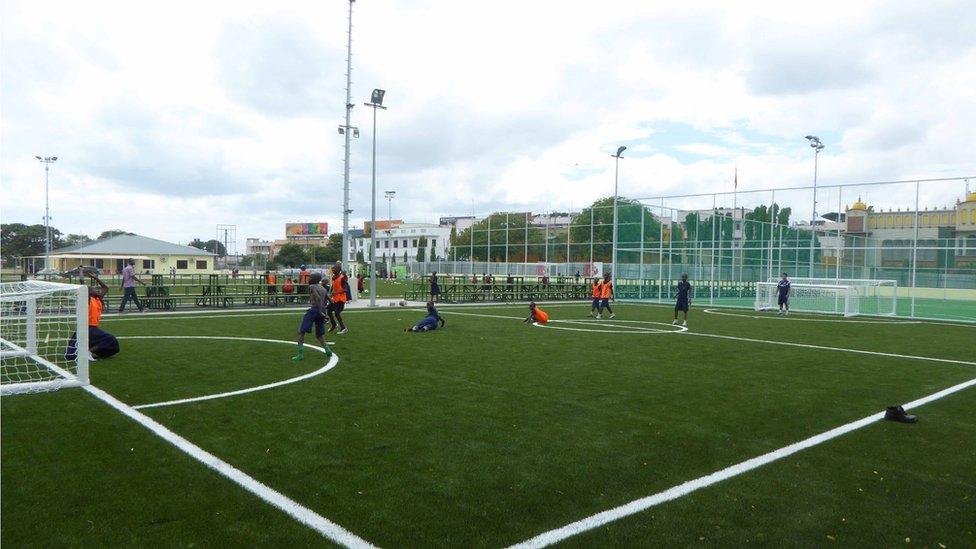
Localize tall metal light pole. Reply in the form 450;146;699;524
340;0;356;270
384;190;396;224
365;89;386;307
611;146;626;288
35;155;57;273
804;135;824;276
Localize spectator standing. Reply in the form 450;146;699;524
119;258;146;313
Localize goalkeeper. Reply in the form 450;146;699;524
405;301;445;332
65;271;120;361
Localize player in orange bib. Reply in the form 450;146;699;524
523;301;549;325
65;270;120;361
327;263;349;334
599;272;615;319
588;277;602;318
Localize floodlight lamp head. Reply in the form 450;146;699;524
371;89;386;106
613;145;627;158
353;128;360;138
52;157;57;161
35;155;42;160
338;126;345;135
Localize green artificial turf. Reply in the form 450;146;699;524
2;302;974;547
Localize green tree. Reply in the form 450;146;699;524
416;236;427;262
97;229;132;240
453;212;546;262
1;223;64;262
189;239;227;256
275;244;308;268
570;198;662;263
63;233;92;247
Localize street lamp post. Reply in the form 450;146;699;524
340;0;356;272
804;135;824;277
611;146;626;288
365;88;387;307
35;155;57;273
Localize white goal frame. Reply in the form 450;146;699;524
1;281;90;395
755;282;862;317
765;277;898;317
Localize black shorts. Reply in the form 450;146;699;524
328;301;345;314
431;285;440;295
675;300;689;312
778;295;789;306
592;298;601;308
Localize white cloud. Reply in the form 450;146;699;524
1;0;974;249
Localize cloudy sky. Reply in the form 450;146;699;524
2;0;974;248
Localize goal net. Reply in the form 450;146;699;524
1;281;90;395
755;282;865;316
765;277;898;316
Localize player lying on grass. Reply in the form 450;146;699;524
292;272;332;362
672;273;692;327
65;271;120;361
522;301;549;325
405;301;445;332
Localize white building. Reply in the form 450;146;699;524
356;223;452;264
245;238;272;257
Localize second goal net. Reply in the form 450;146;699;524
1;280;90;395
755;279;898;317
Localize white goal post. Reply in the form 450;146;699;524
762;278;898;317
1;281;90;395
756;282;864;317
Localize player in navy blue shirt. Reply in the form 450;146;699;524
405;301;446;332
672;273;692;327
777;272;791;315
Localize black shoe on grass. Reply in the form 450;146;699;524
884;405;917;424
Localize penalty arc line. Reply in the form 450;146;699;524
120;336;338;409
508;374;976;549
80;363;376;549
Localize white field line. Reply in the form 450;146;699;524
535;319;687;335
82;380;375;548
120;336;337;409
510;374;976;549
684;331;976;367
702;308;921;324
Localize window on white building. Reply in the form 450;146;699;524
394;240;399;248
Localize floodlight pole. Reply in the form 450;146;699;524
365;94;386;308
805;135;824;277
35;156;57;272
611;146;626;289
340;0;355;271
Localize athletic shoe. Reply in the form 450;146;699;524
595;314;601;319
587;312;594;317
338;328;348;335
671;319;678;325
884;405;917;424
292;350;304;361
327;325;337;333
609;314;616;319
682;320;687;327
325;348;333;357
87;351;97;362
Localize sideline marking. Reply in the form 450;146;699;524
118;336;338;409
82;381;375;548
703;308;920;324
685;331;976;367
509;375;976;548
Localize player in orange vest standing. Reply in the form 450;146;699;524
522;301;549;325
588;276;602;318
327;263;349;334
599;272;615;319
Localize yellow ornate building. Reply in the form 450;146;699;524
845;191;976;268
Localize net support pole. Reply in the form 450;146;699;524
26;297;37;354
75;284;90;385
639;205;645;299
836;186;843;280
910;181;920;318
658;198;664;301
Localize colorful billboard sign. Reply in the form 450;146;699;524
285;222;329;237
